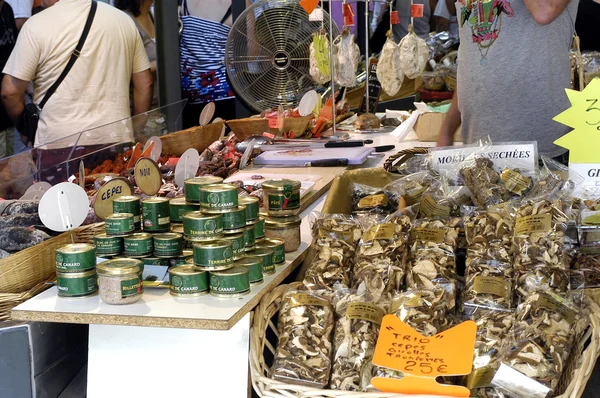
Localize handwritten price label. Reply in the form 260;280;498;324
134;157;162;196
371;315;476;397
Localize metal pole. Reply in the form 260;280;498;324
364;0;370;113
329;0;337;136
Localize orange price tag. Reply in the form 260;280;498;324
343;4;355;26
299;0;319;14
411;4;425;18
391;11;400;25
372;315;477;397
268;117;278;129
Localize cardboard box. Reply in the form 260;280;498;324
413;112;462;142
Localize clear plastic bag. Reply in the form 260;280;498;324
460;157;512;208
382;171;437;209
350;183;394;215
419;176;473;219
309;31;331;85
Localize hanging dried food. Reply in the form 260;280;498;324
398;25;429;79
310;31;331;85
333;28;360;87
376;32;403;96
272;290;335;388
460;158;511;208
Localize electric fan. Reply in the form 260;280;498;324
225;0;339;112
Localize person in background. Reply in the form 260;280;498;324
393;0;432;41
115;0;158;109
575;0;600;51
434;0;459;39
0;0;17;158
5;0;33;31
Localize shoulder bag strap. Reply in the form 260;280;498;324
220;5;232;24
38;0;97;110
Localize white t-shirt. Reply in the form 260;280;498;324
5;0;33;19
433;0;459;39
3;0;150;147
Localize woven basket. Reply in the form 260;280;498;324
74;222;105;244
383;147;430;174
0;277;54;321
250;283;600;398
160;122;224;156
226;116;312;141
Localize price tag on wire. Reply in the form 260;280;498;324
391;11;400;25
411;4;424;17
309;8;323;21
343;3;355;26
299;0;319;14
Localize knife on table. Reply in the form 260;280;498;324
268;158;349;167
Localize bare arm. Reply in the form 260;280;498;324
15;18;27;31
436;88;461;147
523;0;571;25
1;74;28;124
149;60;157;74
131;69;153;116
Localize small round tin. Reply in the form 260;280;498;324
113;196;141;230
235;256;263;285
244;224;256;251
205;205;246;233
199;184;239;211
169;265;209;297
169;197;200;223
169;256;191;267
185;176;224;203
192;240;234;271
222;233;246;261
254;216;266;240
262;179;301;216
141;256;169;266
94;234;123;257
239;196;260;223
105;213;135;236
183;211;223;241
253;247;275;275
141;197;170;233
124;233;154;257
153;232;183;257
256;239;285;265
171;223;184;234
209;265;250;297
56;243;97;273
56;270;98;298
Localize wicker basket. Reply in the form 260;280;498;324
383;147;430;174
0;277;54;321
226;116;312;141
160;122;224;156
74;222;105;244
250;283;600;398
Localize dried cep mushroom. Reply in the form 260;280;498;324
515;266;570;302
351;184;393;215
460;158;511;208
272;290;335;388
500;168;533;197
572;252;600;288
330;291;385;391
464;258;513;309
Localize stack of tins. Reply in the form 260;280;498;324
261;180;303;253
55;243;98;298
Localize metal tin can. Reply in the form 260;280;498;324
96;259;144;305
199;184;239;211
205;205;246;233
124;233;154;257
56;243;97;273
256;239;285;265
105;213;135;236
94;234;123;257
185;176;224;203
113;196;141;230
168;265;209;297
222;233;246;261
253;247;275;275
244;224;256;251
171;223;184;234
56;270;98;298
169;256;191;267
209;265;250;297
265;216;302;253
254;216;266;240
183;211;224;241
262;179;301;216
153;232;183;257
141;197;170;232
239;196;260;224
141;256;169;266
235;256;263;285
192;240;234;271
169;197;200;223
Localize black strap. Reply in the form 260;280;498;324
39;1;97;110
220;5;232;24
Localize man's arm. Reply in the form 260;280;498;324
131;69;152;116
15;18;27;31
436;89;461;147
523;0;571;25
1;74;28;123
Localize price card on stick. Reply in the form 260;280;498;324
39;183;90;232
93;177;133;220
135;157;162;196
371;315;477;397
143;136;163;162
20;182;52;201
174;148;200;188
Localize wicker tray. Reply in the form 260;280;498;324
383;147;430;174
0;277;54;321
160;121;224;156
250;283;600;398
226;116;312;141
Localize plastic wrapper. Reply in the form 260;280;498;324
419;177;473;219
581;51;600;86
333;28;360;87
572;252;600;288
398;25;429;79
330;289;385;391
350;183;394;215
309;32;331;84
382;171;437;209
303;214;362;291
272;290;335;388
351;213;412;303
460;157;511;208
376;33;403;96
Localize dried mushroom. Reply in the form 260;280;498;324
420;178;473;218
330;291;385;391
464;258;513;308
572;253;600;288
515;266;570;302
500;168;533;197
350;183;393;214
460;158;511;208
272;290;335;388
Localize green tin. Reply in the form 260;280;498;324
169;256;191;267
262;179;301;215
56;270;98;298
141;197;170;232
239;196;260;223
183;211;223;241
209;265;250;297
56;243;97;273
105;213;135;236
254;217;266;240
124;233;154;257
253;247;275;275
94;234;123;257
244;224;256;251
205;205;246;233
141;256;169;266
222;233;246;261
199;184;239;211
171;223;184;234
169;265;209;297
113;196;141;230
169;197;200;223
153;232;183;257
256;239;285;265
235;256;263;285
192;240;234;271
185;176;224;203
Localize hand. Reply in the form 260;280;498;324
436;129;454;147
